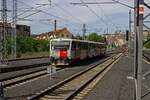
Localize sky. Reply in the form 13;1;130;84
1;0;150;36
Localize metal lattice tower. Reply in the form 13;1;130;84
11;0;17;58
0;0;7;65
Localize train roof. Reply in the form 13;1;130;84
50;38;105;45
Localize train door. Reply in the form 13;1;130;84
71;41;76;59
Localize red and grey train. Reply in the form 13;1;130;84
50;38;106;66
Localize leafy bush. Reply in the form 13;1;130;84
6;36;49;55
145;40;150;48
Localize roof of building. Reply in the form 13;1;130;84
37;27;72;36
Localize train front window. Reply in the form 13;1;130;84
51;41;70;50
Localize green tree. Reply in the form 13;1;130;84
6;36;50;58
87;33;99;42
87;33;106;43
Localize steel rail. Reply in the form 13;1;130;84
1;67;63;89
1;62;50;73
8;56;49;61
2;70;47;88
0;67;47;82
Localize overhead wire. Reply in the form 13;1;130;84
17;5;47;18
80;0;109;28
47;0;83;34
95;0;118;31
16;0;85;36
17;1;82;27
53;3;84;24
47;0;83;29
18;1;63;20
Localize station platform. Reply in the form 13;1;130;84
83;55;135;100
83;54;150;100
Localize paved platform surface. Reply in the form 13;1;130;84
83;55;135;100
83;54;150;100
142;58;150;100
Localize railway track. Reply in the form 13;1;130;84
1;57;50;73
28;53;122;100
8;56;49;61
1;66;61;89
2;69;47;88
1;55;108;89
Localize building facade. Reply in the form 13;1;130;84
103;33;127;47
0;23;31;37
143;30;150;41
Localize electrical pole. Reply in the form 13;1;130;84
54;20;57;32
11;0;17;58
0;0;7;65
83;24;86;40
0;0;7;99
134;0;144;100
52;20;57;38
129;10;131;57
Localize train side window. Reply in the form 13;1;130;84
71;42;76;50
77;42;81;50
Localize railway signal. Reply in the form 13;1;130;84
126;30;129;41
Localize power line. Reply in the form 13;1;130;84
111;0;134;9
47;0;84;25
17;5;46;18
95;0;118;29
17;1;64;20
79;0;108;27
53;3;84;24
18;1;82;27
71;1;116;5
71;0;134;9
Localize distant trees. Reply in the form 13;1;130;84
87;32;106;43
6;36;49;57
75;32;106;43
